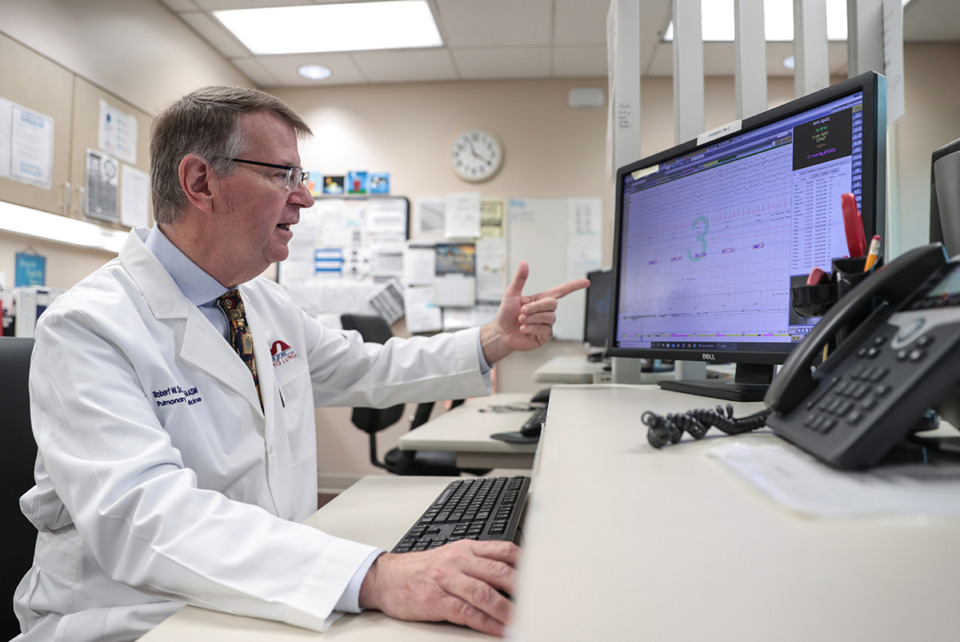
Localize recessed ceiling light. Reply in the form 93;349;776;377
298;64;333;80
214;1;443;55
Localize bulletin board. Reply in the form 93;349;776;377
506;197;603;340
277;196;409;318
278;194;603;339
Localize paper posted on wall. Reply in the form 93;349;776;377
367;278;404;325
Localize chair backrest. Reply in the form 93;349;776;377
339;315;405;435
0;337;37;637
340;314;393;344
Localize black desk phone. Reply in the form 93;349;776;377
765;242;960;469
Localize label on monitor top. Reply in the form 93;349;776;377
697;119;742;146
631;165;659;180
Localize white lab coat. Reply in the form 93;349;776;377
14;229;492;641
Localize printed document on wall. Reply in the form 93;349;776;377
567;198;603;281
85;149;119;222
476;237;506;302
405;286;442;333
10;103;54;188
121;164;151;228
480;199;506;237
98;100;138;165
404;244;436;285
444;192;481;238
415;197;446;238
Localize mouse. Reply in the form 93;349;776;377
520;406;547;438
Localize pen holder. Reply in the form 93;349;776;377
832;255;882;300
790;254;884;350
831;255;884;346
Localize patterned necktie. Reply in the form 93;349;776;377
216;289;261;406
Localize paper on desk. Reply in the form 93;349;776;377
709;441;960;517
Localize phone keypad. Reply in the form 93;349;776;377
801;354;894;436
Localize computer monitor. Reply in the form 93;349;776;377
608;72;887;401
930;136;960;257
583;268;613;355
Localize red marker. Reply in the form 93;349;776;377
806;266;828;285
841;193;867;258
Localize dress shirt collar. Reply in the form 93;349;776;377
144;226;230;306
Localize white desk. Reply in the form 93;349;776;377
532;355;608;384
397;393;538;469
532;355;679;385
140;476;481;641
142;384;960;641
511;384;960;641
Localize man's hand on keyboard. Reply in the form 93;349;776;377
358;539;519;637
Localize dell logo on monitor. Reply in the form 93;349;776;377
702;353;717;361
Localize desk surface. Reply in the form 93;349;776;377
397;393;538;469
143;384;960;641
140;476;484;641
510;384;960;641
532;355;607;384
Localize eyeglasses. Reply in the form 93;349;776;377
227;158;309;191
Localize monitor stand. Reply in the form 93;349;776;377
586;350;606;363
658;362;773;402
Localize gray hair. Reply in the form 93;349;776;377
150;86;312;224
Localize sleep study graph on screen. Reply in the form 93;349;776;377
620;142;796;342
608;72;886;401
617;90;864;350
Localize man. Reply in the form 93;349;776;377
14;86;588;640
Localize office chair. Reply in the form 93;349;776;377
0;338;37;638
339;314;488;476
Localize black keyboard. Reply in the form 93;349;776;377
392;476;531;553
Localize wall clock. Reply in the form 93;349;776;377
450;130;503;182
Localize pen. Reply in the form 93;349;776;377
863;235;882;272
841;193;867;258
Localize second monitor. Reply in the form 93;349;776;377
583;268;613;361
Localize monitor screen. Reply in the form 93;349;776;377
609;72;886;401
583;269;613;350
930;136;960;257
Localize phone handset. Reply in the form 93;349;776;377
765;243;949;414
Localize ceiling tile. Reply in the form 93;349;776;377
158;0;960;88
157;0;201;11
351;49;458;83
229;56;281;86
179;11;250;58
553;45;607;77
452;47;552;79
554;0;608;45
436;0;553;47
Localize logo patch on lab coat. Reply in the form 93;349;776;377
270;340;298;367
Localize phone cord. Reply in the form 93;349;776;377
642;405;772;449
